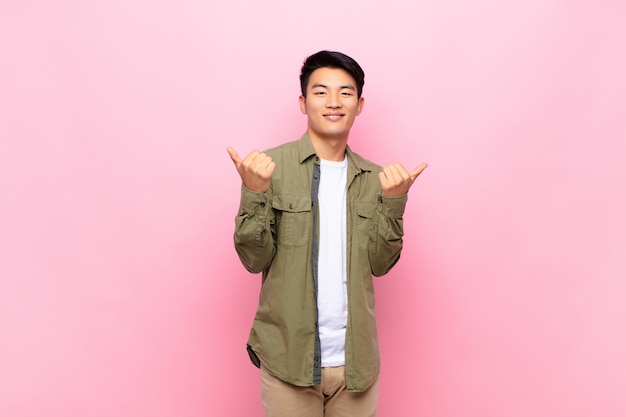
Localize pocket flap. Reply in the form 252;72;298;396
356;202;375;218
273;195;312;213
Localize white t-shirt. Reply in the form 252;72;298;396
317;156;348;367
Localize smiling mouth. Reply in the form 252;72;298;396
324;114;344;121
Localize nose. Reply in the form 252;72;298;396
325;92;342;108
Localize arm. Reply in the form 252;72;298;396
369;194;407;277
234;186;276;273
370;161;428;276
227;147;277;273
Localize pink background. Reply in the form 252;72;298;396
1;1;625;416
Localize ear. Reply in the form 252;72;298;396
356;96;365;116
299;95;307;114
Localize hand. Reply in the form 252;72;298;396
227;147;276;193
379;162;428;197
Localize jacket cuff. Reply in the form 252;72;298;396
238;185;270;216
378;194;408;218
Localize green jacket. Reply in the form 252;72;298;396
234;133;407;392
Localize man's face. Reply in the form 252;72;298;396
299;67;364;142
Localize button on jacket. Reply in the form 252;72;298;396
233;133;407;392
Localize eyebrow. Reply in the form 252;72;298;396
311;82;356;91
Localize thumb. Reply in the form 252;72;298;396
409;163;429;180
226;147;242;165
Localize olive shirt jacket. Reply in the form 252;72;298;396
233;133;407;392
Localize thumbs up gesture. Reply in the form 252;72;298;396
379;162;428;197
227;147;276;193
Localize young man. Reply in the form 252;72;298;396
227;50;427;417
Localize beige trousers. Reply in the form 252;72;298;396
260;363;379;417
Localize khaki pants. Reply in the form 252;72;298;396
260;363;379;417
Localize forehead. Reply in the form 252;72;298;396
307;67;356;89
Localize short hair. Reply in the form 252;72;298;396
299;50;365;98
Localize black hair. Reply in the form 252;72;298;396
299;50;365;98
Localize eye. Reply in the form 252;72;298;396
341;91;353;96
314;91;326;96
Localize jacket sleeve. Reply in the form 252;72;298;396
233;185;276;274
369;194;407;277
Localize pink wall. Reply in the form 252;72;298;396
1;1;625;416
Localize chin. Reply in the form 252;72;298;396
324;131;349;139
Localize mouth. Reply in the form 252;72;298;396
323;113;345;121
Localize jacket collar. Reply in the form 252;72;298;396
296;132;376;174
297;132;317;164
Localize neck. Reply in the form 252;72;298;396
308;130;348;161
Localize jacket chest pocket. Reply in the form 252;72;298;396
273;195;312;247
